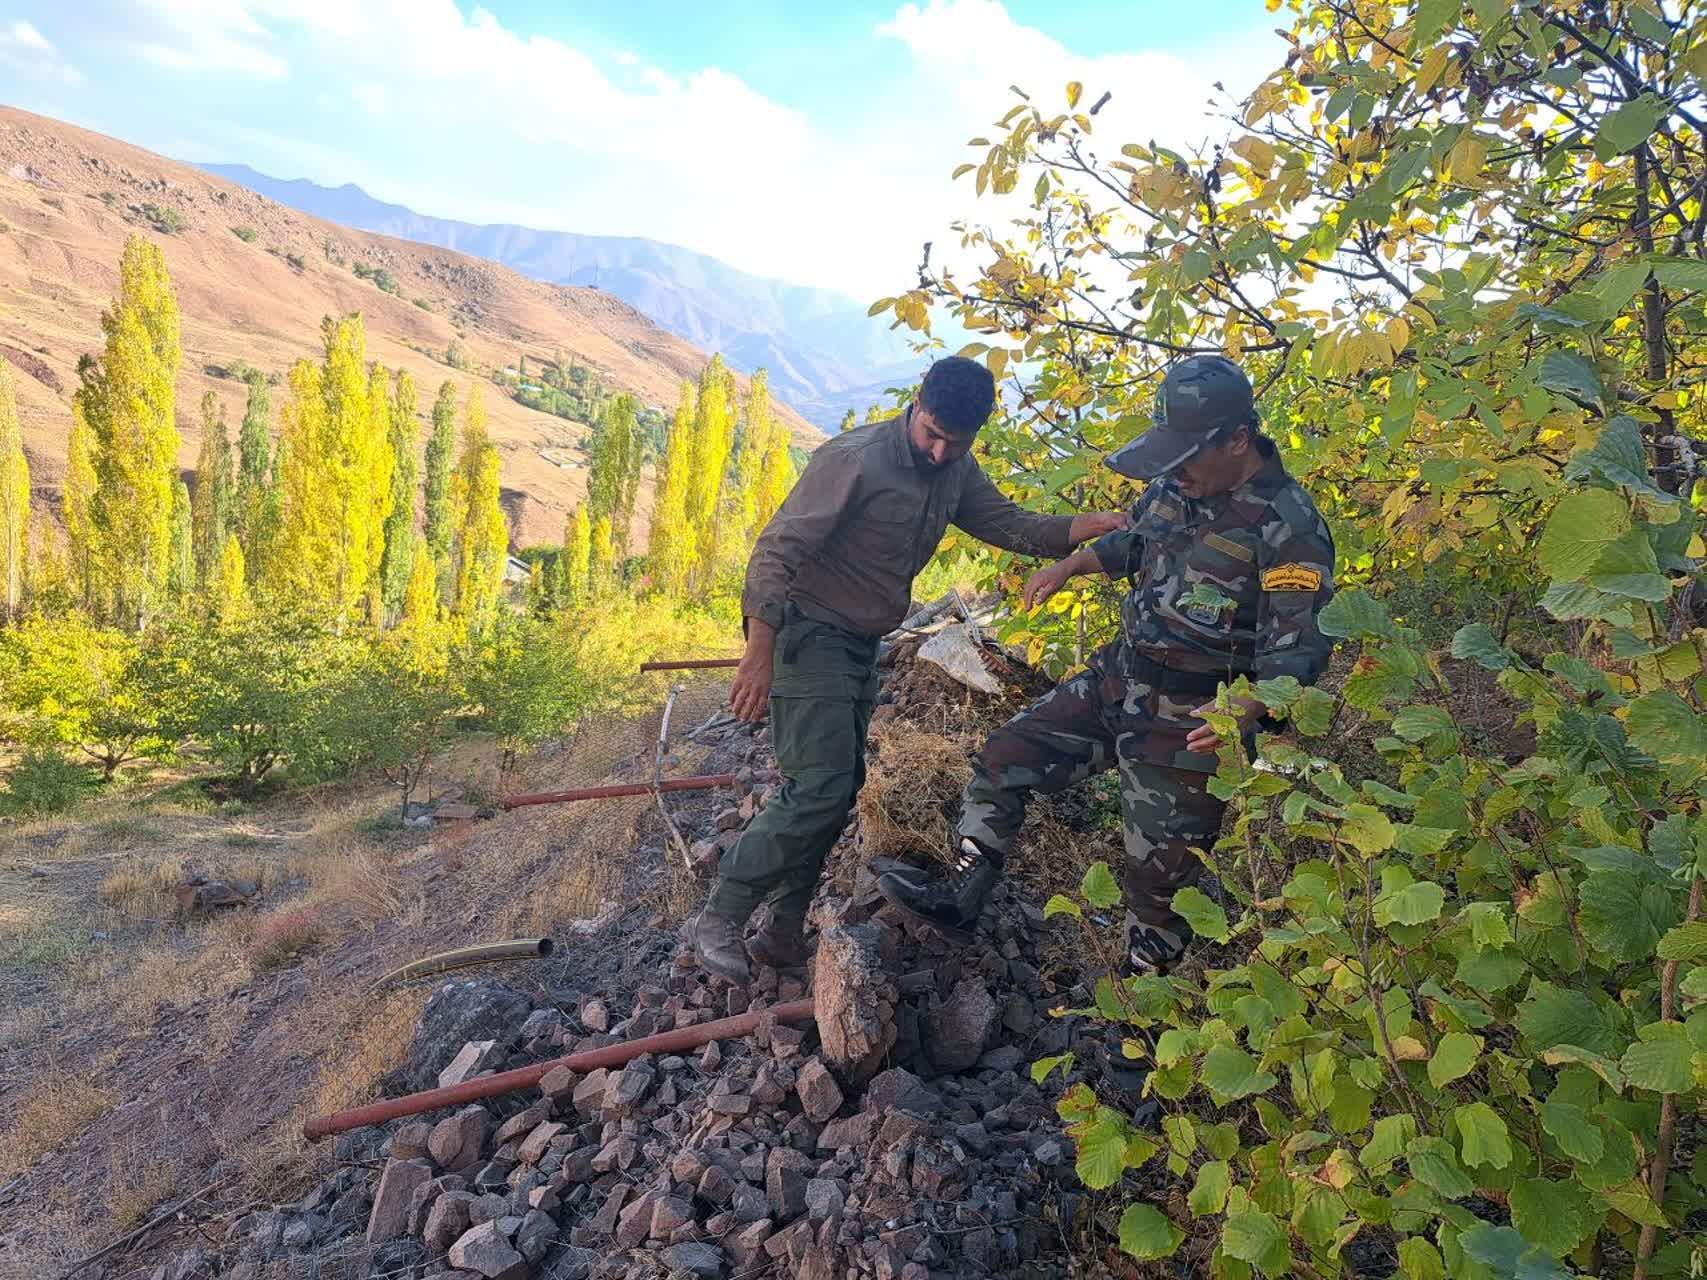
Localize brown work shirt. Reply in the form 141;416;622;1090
742;407;1076;638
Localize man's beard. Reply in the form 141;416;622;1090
909;447;943;471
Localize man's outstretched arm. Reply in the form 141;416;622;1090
952;463;1127;558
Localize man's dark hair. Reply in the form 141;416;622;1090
919;356;996;433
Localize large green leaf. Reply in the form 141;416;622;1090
1455;1101;1514;1169
1537;350;1606;410
1200;1041;1278;1104
1317;589;1398;640
1517;985;1619;1056
1536;490;1631;582
1510;1177;1597;1256
1626;691;1707;770
1564;415;1666;497
1172;886;1230;942
1406;1136;1474;1199
1292;686;1335;736
1594;93;1670;161
1222;1209;1292;1277
1657;922;1707;961
1583;530;1670;601
1620;1022;1693;1093
1428;1032;1481;1089
1653;258;1707;292
1360;1114;1417;1172
1342;804;1395;855
1459;1224;1579;1280
1117;1204;1182;1260
1410;0;1459;49
1392;704;1456;742
1081;860;1122;909
1450;622;1511;670
1539;1101;1604;1164
1374;866;1445;926
1073;1106;1131;1189
1579;871;1677;963
1188;1160;1231;1216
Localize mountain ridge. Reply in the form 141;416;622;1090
201;163;923;427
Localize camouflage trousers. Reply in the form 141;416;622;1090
958;643;1226;964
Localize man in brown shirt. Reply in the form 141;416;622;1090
692;356;1126;983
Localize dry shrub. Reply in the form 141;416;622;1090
97;856;181;916
0;1068;117;1174
308;842;400;920
244;906;326;972
311;989;427;1117
107;1144;186;1231
856;720;973;862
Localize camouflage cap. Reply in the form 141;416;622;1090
1106;354;1256;480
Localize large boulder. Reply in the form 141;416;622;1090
812;924;896;1085
388;981;537;1093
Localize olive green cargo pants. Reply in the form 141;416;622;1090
707;609;878;925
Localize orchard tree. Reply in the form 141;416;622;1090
868;2;1707;1275
451;385;507;634
424;378;457;564
380;369;420;619
647;380;696;596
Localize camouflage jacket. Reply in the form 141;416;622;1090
1090;449;1335;688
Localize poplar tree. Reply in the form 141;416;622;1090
587;394;642;554
379;369;419;619
562;505;591;607
590;514;615;597
75;234;182;628
63;403;96;609
752;377;794;536
215;533;246;617
234;372;275;574
686;357;736;590
0;359;28;621
646;380;695;597
169;478;194;598
424;378;457;591
190;391;235;584
276;314;394;621
839;409;856;433
451;387;506;634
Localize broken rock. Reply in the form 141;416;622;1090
366;1158;434;1244
428;1107;489;1172
439;1040;503;1089
794;1057;843;1122
813;924;897;1085
447;1221;527;1280
923;976;997;1072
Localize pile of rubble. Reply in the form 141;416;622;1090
189;641;1126;1280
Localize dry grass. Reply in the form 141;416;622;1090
96;856;182;917
0;816;84;865
0;1068;118;1175
856;719;975;862
307;841;402;920
107;1144;187;1232
310;989;427;1118
243;906;326;973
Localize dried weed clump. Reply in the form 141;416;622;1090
243;906;326;972
856;720;974;863
0;1068;118;1175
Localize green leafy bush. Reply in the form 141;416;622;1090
230;225;258;243
1;747;97;815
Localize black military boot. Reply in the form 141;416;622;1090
690;905;751;984
747;911;812;970
1125;913;1190;978
876;839;1000;944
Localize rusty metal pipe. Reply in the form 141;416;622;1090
501;773;738;810
303;998;816;1141
638;658;741;672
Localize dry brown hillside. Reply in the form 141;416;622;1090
0;106;824;548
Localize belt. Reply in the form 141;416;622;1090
1126;651;1235;699
781;602;879;666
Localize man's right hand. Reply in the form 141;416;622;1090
730;620;777;723
1022;558;1078;609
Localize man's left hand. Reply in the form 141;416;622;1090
1069;511;1129;544
1186;695;1261;754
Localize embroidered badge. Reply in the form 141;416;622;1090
1261;564;1323;591
1183;601;1225;626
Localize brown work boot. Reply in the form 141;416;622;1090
691;907;751;984
747;913;811;970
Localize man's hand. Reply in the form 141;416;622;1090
730;620;777;724
1021;548;1099;609
1069;511;1130;544
1185;694;1261;753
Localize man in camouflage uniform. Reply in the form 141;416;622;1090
691;357;1128;984
878;354;1335;974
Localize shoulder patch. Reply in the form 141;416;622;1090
1262;563;1323;592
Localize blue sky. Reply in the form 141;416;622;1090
0;1;1283;297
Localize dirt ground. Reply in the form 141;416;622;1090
0;677;737;1279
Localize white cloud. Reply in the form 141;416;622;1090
352;82;386;116
0;19;85;86
133;0;288;79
